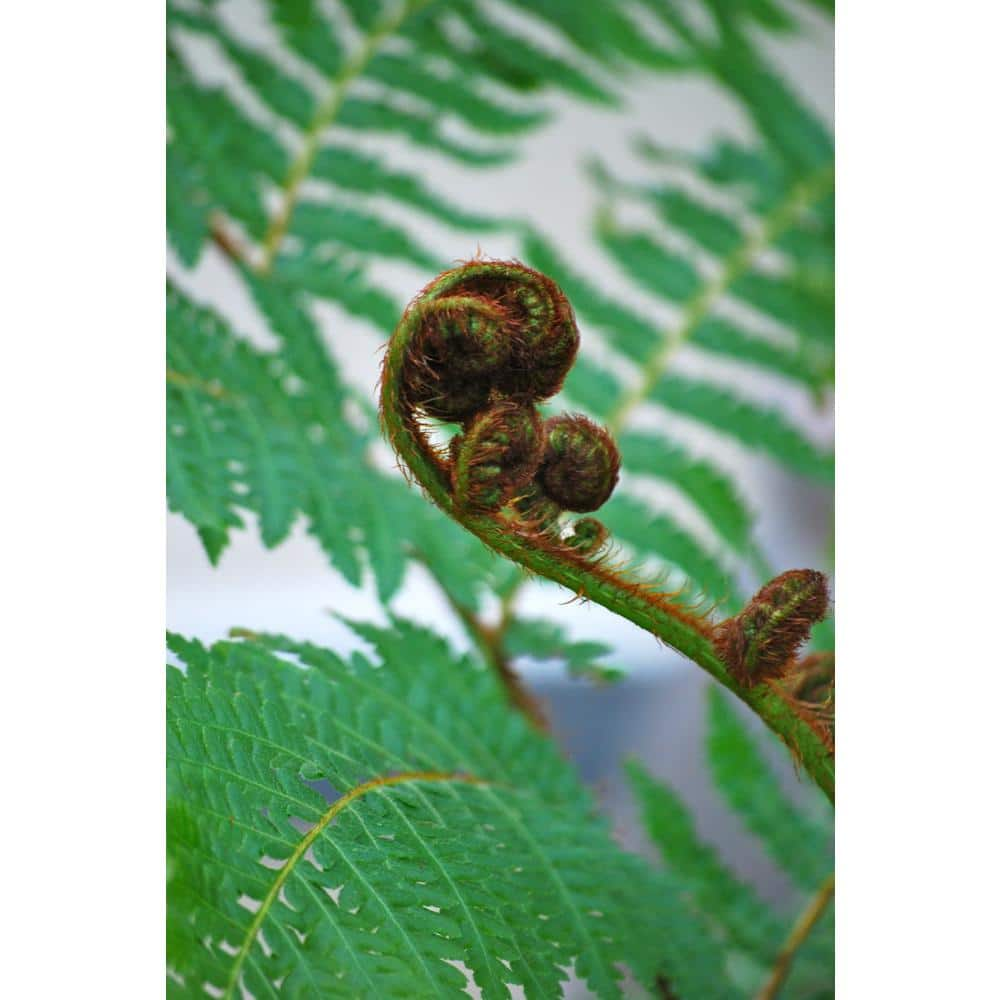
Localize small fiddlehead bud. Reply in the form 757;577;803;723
535;414;621;513
513;484;563;534
566;517;609;555
451;400;545;512
715;569;830;687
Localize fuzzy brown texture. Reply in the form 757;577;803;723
400;261;580;426
442;267;579;402
450;401;545;512
715;569;829;687
402;294;513;421
536;414;621;513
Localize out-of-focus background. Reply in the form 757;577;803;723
169;0;832;913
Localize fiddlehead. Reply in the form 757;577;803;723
714;570;829;688
380;259;834;801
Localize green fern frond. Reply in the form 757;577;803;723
626;759;784;958
706;687;832;890
504;618;622;683
627;684;834;998
511;10;834;607
168;0;831;617
167;619;674;997
166;283;508;604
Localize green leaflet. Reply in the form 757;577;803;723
644;185;746;257
268;252;401;333
626;760;784;959
312;145;507;231
167;621;673;998
618;431;753;552
600;495;736;609
627;691;834;999
503;0;685;69
337;97;516;167
263;0;344;76
366;51;550;136
598;225;703;302
706;687;833;890
650;374;834;482
689;318;829;393
166;283;506;604
504;618;622;682
288;199;443;271
433;6;620;106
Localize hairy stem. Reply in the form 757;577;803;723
259;0;426;270
381;312;833;802
755;873;835;1000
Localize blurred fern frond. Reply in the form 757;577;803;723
520;1;834;609
167;0;832;636
628;686;834;999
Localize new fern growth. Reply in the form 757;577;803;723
381;260;834;802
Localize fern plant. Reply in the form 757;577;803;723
167;0;834;996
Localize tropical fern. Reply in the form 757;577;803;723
167;617;678;998
167;2;835;996
628;686;833;999
167;0;831;619
516;2;834;609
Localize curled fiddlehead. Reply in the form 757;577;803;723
380;259;834;801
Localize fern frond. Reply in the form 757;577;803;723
626;760;784;958
504;617;622;683
167;619;674;997
706;687;832;890
627;685;834;998
166;283;507;604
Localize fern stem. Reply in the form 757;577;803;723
259;0;427;270
223;770;486;999
606;164;834;435
419;555;549;729
755;873;835;1000
381;314;834;802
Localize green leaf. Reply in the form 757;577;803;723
626;759;784;958
269;252;401;333
338;97;515;167
645;186;745;257
598;225;702;302
600;495;736;607
366;52;550;135
650;375;834;482
504;618;621;682
288;199;442;270
167;283;518;606
312;145;507;231
264;0;343;76
166;145;210;267
706;687;832;891
618;431;753;552
167;621;675;997
689;318;829;391
441;7;619;106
